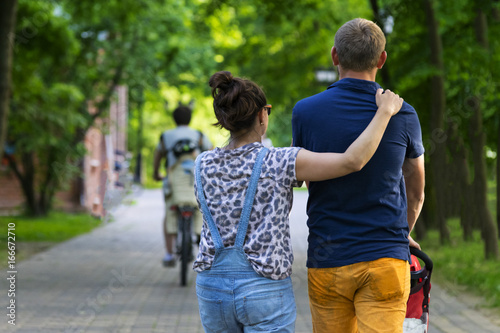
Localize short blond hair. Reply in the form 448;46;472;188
334;18;386;72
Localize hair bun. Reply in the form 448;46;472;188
209;71;267;133
209;71;234;90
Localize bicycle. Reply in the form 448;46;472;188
171;204;197;286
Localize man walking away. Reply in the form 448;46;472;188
292;18;425;333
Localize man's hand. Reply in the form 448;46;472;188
153;173;163;182
408;235;421;250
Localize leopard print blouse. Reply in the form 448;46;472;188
193;142;302;280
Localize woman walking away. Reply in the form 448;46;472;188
194;71;403;333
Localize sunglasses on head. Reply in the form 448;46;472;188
263;104;272;116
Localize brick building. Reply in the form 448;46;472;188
0;86;128;217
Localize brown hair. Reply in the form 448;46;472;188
334;18;386;72
209;71;267;133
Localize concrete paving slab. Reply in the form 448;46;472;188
0;189;498;332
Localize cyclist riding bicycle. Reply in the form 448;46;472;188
153;105;213;267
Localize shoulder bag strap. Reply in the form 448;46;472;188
234;147;268;248
195;152;224;250
195;147;269;250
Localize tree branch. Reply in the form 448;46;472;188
39;147;57;214
91;30;139;122
91;63;125;121
7;154;24;186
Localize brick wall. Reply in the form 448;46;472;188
0;166;79;215
83;85;128;217
0;166;24;214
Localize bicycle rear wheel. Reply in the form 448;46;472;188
180;217;192;286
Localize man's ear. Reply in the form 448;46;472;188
377;51;387;69
331;46;340;66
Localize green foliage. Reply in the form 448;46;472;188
384;0;500;153
202;0;372;147
9;0;87;197
8;0;499;237
5;0;499;305
12;0;80;82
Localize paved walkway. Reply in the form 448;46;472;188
1;189;499;332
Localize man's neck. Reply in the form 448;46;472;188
338;68;377;82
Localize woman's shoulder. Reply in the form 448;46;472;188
197;144;300;166
266;146;301;159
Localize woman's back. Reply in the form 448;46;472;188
194;142;301;280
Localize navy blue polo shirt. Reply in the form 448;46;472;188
292;78;424;268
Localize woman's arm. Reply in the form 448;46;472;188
296;89;403;182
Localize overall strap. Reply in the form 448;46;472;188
195;152;224;249
195;148;269;251
235;147;268;248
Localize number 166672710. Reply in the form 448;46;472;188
7;222;16;270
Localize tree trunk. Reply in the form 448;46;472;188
490;0;500;239
0;0;18;159
469;96;499;259
9;152;41;216
7;151;57;217
369;0;391;88
497;121;500;239
414;215;427;240
422;160;437;230
38;148;57;216
423;0;450;244
493;0;500;20
444;124;461;218
133;87;144;184
21;152;39;216
493;0;500;240
448;120;474;240
470;9;499;259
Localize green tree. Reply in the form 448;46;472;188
8;0;84;216
379;0;499;259
7;0;222;215
0;0;18;159
202;0;371;147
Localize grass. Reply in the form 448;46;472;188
0;211;102;269
418;180;500;309
0;211;101;245
419;218;500;308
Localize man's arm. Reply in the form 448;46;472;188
403;155;425;248
154;133;168;181
153;148;164;181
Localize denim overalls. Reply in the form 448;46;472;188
195;147;296;333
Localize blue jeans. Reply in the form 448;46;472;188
196;248;296;332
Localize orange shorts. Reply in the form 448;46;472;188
308;257;410;333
